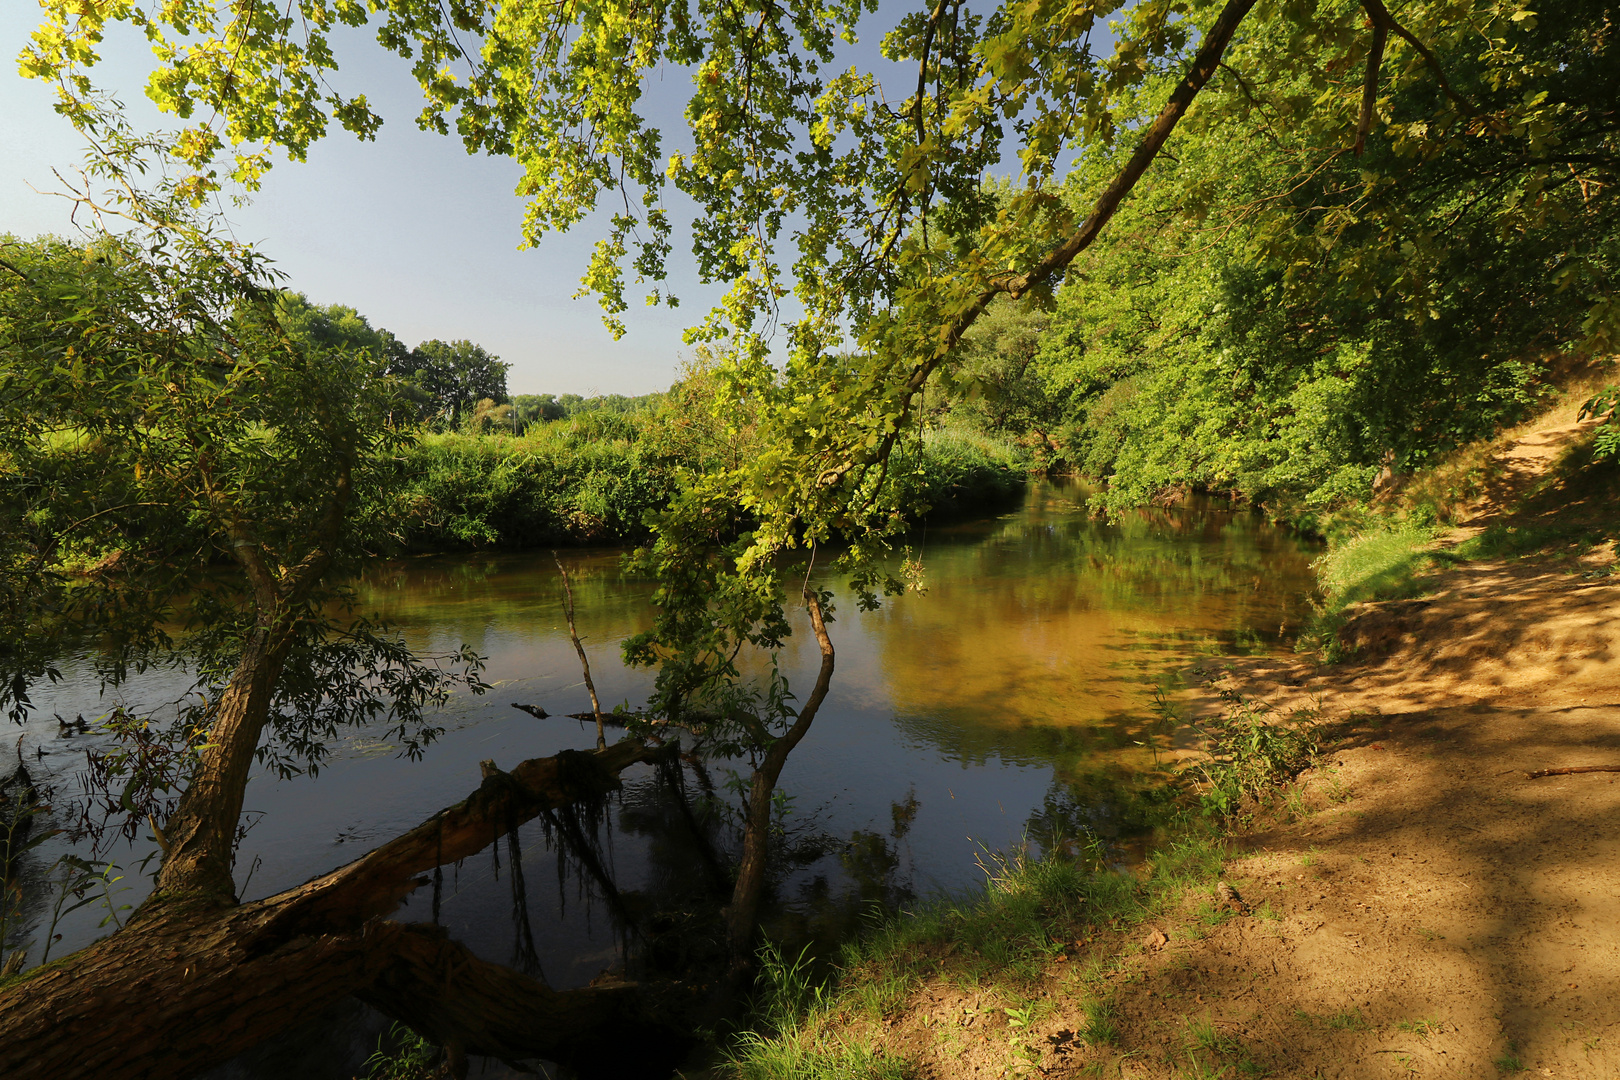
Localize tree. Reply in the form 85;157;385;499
0;140;689;1077
393;338;511;425
1015;0;1616;513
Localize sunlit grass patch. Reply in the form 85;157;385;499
1316;520;1441;611
719;825;1232;1078
724;1028;915;1080
1294;1006;1371;1033
1397;1015;1445;1038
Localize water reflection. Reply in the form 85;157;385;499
4;479;1318;1077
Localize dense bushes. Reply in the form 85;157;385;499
389;427;672;548
384;417;1027;552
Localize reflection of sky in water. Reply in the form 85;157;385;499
4;480;1318;997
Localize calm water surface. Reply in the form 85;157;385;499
5;480;1317;1061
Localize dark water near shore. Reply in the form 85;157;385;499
3;479;1319;1074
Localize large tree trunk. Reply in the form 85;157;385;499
724;590;835;968
0;738;681;1080
156;619;296;902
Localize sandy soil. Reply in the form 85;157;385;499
859;391;1620;1078
866;692;1620;1080
1100;699;1620;1078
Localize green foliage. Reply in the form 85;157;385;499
377;397;1023;553
1579;387;1620;461
393;339;509;425
509;391;665;428
360;1023;442;1080
27;0;1613;598
0;126;486;838
1314;520;1441;612
1189;691;1321;820
722;828;1232;1078
391;427;672;548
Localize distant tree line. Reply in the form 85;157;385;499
276;294;509;427
509;391;665;427
278;294;665;434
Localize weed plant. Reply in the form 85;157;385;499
1187;688;1320;821
359;1022;443;1080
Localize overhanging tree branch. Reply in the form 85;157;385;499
819;0;1259;491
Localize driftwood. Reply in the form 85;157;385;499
1526;765;1620;779
0;737;682;1080
554;554;607;750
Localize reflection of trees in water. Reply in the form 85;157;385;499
529;758;929;980
1022;765;1175;869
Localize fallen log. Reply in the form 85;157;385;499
0;737;681;1080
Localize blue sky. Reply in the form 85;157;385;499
2;3;1102;396
0;9;745;396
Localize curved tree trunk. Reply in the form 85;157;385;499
0;738;679;1080
724;590;836;968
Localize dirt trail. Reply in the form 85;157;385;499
860;393;1620;1078
1101;701;1620;1078
1096;396;1620;1077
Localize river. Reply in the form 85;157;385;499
2;479;1318;1073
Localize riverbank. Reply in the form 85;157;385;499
385;423;1028;550
707;381;1620;1079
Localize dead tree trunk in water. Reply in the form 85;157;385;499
0;738;681;1080
555;553;607;750
724;589;836;970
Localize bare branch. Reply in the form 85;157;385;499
553;553;606;749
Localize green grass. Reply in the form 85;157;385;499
1315;520;1441;611
1397;1016;1444;1038
1294;1007;1371;1033
717;827;1230;1079
717;684;1333;1079
1450;519;1612;561
724;1029;914;1080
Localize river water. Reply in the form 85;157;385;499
3;480;1318;1070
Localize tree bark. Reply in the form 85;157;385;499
156;618;297;902
0;738;675;1080
724;590;836;968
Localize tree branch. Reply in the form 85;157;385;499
1354;14;1388;155
1361;0;1478;118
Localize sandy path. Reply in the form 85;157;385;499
1083;393;1620;1077
1098;700;1620;1078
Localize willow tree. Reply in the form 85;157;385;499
6;0;1613;1074
0;138;682;1078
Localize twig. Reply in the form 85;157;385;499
1527;765;1620;779
553;553;606;750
